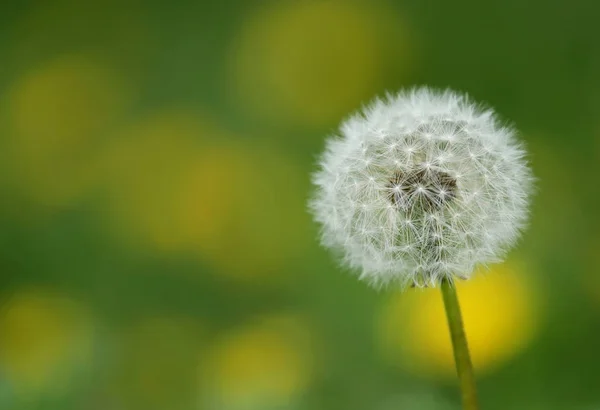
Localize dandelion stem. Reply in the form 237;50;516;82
440;279;479;410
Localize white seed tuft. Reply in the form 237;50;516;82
309;87;534;289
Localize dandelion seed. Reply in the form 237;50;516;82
309;87;533;288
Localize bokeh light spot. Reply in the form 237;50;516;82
0;288;94;397
4;55;131;207
193;148;311;279
378;262;540;378
202;314;314;409
101;113;311;279
230;0;410;129
99;112;211;251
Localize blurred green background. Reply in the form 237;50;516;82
0;0;599;409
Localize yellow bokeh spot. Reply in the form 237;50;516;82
378;263;540;378
203;314;314;409
5;54;131;207
112;316;202;410
0;288;94;396
192;149;311;278
101;114;310;278
230;0;411;128
100;112;210;250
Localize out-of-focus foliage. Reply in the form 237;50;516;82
0;0;599;409
0;288;94;399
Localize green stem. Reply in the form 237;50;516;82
440;279;479;410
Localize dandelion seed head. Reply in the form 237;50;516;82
309;87;534;288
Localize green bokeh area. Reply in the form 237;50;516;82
1;1;599;409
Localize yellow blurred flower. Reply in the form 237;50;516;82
99;112;209;248
203;314;314;410
191;147;311;279
230;0;411;129
378;262;540;378
111;316;202;410
101;113;310;278
0;288;94;397
4;54;131;208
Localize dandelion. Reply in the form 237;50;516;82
309;87;534;410
310;87;533;288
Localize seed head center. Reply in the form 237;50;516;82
388;167;457;210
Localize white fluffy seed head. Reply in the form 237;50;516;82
309;87;534;289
